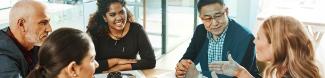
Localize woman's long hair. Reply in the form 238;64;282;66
261;16;321;78
87;0;134;37
27;28;93;78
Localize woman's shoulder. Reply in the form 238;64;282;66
130;22;144;29
129;22;145;33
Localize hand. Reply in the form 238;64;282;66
185;63;199;78
208;54;244;76
175;59;193;78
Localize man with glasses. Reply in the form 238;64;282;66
175;0;260;78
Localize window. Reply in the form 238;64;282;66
257;0;325;45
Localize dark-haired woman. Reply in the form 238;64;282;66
27;28;99;78
87;0;156;73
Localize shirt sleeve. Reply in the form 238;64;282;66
95;59;109;73
240;36;262;78
131;26;156;70
181;25;206;63
0;55;22;78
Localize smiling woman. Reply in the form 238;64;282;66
87;0;156;73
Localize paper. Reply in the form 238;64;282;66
211;71;218;78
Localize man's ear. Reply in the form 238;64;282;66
225;7;229;16
66;61;81;77
17;18;26;32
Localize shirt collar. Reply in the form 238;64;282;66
207;26;228;41
6;27;31;53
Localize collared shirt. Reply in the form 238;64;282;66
6;28;38;74
207;27;228;63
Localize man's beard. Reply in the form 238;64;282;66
25;31;42;46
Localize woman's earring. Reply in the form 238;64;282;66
72;73;78;77
73;74;77;77
104;18;107;22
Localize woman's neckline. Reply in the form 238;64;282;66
108;22;131;40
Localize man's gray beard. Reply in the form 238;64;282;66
25;32;42;46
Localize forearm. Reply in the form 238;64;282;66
131;59;156;70
96;58;118;72
235;68;254;78
108;64;132;72
107;58;118;68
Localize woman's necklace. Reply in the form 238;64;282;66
108;28;125;46
111;29;125;52
111;32;123;40
109;28;125;40
108;23;129;53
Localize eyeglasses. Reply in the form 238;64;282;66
200;11;226;23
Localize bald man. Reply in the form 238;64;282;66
0;0;51;78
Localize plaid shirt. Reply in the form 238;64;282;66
207;27;228;63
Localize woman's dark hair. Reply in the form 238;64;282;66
27;28;93;78
197;0;225;12
87;0;134;36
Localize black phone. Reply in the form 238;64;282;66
106;72;135;78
